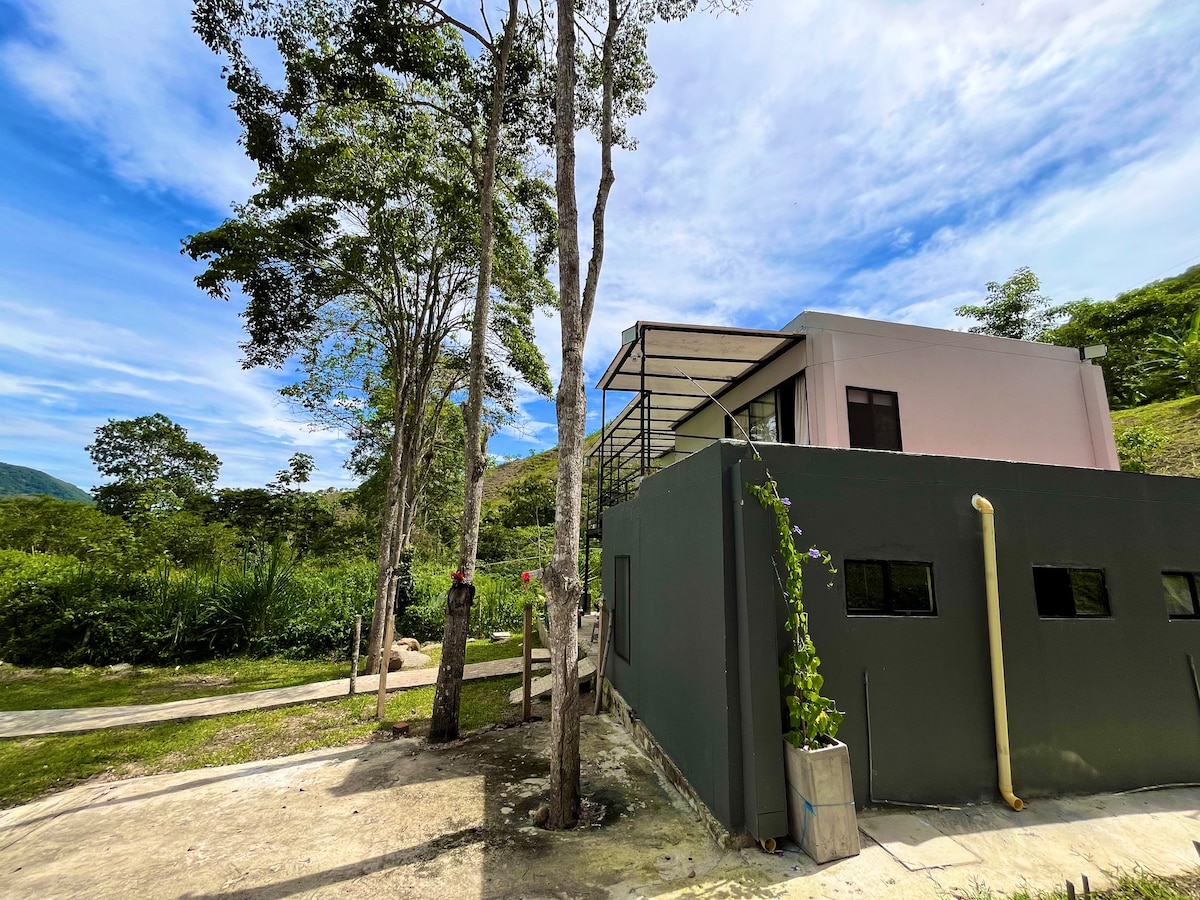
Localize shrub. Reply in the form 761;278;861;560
1115;424;1169;473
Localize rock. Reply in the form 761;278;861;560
397;649;430;668
48;667;68;674
396;637;420;652
386;644;405;673
109;663;132;673
491;632;512;642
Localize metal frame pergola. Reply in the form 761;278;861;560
585;321;804;540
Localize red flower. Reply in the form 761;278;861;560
521;571;531;583
451;569;466;584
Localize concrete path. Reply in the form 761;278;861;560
0;651;550;738
1;715;1197;899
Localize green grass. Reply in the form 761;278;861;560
1112;396;1200;477
417;633;541;670
0;673;526;809
951;868;1200;899
0;657;350;712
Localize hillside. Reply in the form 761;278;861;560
1111;396;1200;477
0;462;92;503
482;432;601;506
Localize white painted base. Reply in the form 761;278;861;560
783;739;861;864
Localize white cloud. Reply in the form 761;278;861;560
1;0;254;209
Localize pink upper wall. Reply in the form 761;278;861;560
791;311;1120;470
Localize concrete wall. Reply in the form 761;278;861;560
605;441;1200;837
602;443;745;831
667;312;1119;471
795;311;1119;469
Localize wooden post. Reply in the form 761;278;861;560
350;614;362;696
523;601;533;721
375;603;396;719
592;602;609;716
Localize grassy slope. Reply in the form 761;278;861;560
1111;395;1200;477
481;430;601;507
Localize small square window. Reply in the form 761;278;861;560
1033;567;1111;618
847;387;902;451
1163;573;1200;619
846;560;935;616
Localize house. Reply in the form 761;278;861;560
589;312;1200;847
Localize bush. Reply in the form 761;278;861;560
1115;424;1169;473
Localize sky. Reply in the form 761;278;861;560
1;0;1199;492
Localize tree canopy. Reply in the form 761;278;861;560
954;266;1057;341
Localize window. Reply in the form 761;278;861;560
1163;573;1200;619
847;387;902;451
726;379;796;444
614;555;631;661
845;560;935;616
1032;567;1111;618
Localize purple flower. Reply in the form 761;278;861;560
779;497;791;506
792;525;802;536
807;548;822;559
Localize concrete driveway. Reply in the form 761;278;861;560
2;715;1198;899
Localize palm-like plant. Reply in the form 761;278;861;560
1145;305;1200;396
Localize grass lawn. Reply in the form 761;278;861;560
417;633;542;670
0;636;539;712
0;657;351;712
0;673;527;809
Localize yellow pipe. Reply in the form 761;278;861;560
971;494;1025;812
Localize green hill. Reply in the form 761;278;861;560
0;462;93;503
1111;396;1200;477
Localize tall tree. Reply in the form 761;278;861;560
187;6;552;675
542;0;747;829
87;413;221;517
954;266;1057;341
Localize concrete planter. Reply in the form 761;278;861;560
783;739;861;864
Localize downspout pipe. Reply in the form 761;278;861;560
971;494;1025;812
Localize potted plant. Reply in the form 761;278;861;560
748;473;860;865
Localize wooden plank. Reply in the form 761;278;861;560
509;658;596;704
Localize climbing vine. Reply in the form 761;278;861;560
747;471;844;750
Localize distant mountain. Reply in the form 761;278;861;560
0;462;93;503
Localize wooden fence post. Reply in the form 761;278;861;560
522;602;533;721
592;602;609;716
350;615;362;696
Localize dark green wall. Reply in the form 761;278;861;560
605;441;1200;835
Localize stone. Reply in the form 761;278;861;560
386;644;406;673
48;667;68;674
396;638;420;652
491;632;512;642
108;663;132;673
397;649;430;668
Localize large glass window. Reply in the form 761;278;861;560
1032;567;1111;618
845;560;935;616
727;379;796;444
847;387;902;451
1163;573;1200;619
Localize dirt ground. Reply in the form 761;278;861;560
2;713;1199;899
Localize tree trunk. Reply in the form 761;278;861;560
427;582;475;742
428;1;519;743
366;420;406;675
546;0;583;831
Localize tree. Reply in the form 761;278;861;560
87;414;221;517
954;266;1057;341
542;0;748;829
1042;266;1200;407
1145;304;1200;397
189;1;552;679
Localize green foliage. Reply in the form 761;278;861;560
1114;424;1170;473
87;413;221;517
955;266;1058;341
0;497;144;566
1043;266;1200;408
498;471;556;528
746;472;843;750
0;462;91;503
1144;305;1200;397
1110;396;1200;478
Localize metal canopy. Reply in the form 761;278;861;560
585;321;803;536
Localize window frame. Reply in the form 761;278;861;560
1032;566;1112;619
1162;572;1200;620
613;554;631;662
846;386;903;451
725;378;797;444
844;558;937;617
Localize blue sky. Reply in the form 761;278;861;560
2;0;1199;492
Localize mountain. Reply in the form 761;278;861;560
0;462;93;503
